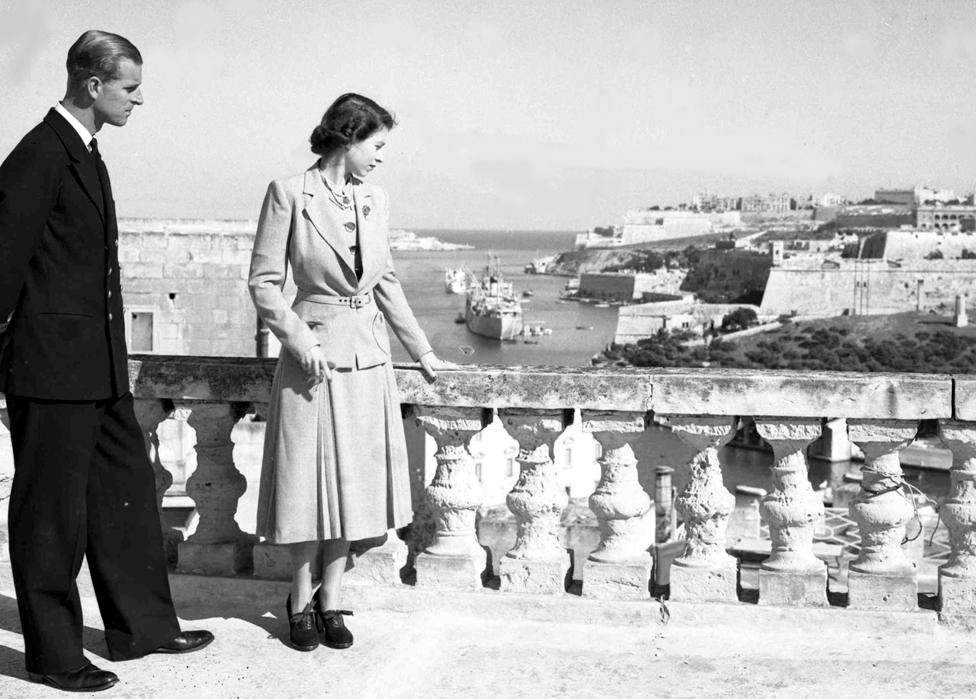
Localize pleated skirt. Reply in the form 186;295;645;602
255;350;413;544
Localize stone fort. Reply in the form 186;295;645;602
760;230;976;317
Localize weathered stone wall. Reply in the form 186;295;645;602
118;221;275;357
760;258;976;316
864;230;976;261
578;273;640;301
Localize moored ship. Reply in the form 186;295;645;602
465;266;523;340
444;266;474;294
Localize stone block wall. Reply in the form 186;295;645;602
760;259;976;316
118;221;279;357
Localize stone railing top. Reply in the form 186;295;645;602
128;356;956;420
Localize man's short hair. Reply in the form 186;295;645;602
66;30;142;88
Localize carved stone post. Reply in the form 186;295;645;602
846;420;919;610
133;397;182;567
581;411;653;599
663;415;738;602
177;401;254;576
937;421;976;625
755;419;827;606
413;407;486;590
499;409;569;594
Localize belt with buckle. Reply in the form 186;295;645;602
297;291;372;308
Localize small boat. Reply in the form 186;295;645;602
595;302;610;308
576;325;593;330
522;289;534;298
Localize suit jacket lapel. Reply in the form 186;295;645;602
43;110;105;222
302;167;355;274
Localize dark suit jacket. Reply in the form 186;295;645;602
0;109;128;399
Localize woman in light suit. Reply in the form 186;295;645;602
248;93;449;652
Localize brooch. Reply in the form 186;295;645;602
362;204;371;218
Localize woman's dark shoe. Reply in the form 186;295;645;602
319;609;354;649
28;662;119;692
285;595;319;652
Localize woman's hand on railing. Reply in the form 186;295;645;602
418;352;457;382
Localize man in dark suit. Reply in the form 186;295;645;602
0;30;213;693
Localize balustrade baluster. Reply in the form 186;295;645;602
846;419;919;610
499;409;569;594
413;407;487;590
663;415;738;602
133;397;181;567
581;410;653;599
176;400;254;576
937;421;976;625
754;419;827;606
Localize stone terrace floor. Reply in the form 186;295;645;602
0;563;975;698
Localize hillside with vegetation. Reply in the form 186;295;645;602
546;235;730;276
607;312;976;373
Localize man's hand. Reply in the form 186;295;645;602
300;344;333;384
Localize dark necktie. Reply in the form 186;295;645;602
90;137;113;218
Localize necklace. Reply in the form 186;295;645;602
321;172;353;211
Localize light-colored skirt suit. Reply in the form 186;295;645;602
248;166;432;543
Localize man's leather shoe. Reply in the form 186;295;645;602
150;630;214;654
28;662;119;692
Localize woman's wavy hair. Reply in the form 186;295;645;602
309;93;396;157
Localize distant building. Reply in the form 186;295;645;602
740;193;791;215
578;273;668;302
818;193;846;207
619;209;740;245
915;205;976;232
861;229;976;260
574;226;625;249
614;299;762;344
876;186;959;206
759;257;976;316
829;204;914;229
691;191;739;213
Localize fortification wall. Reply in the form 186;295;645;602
118;222;274;357
760;260;976;316
578;273;637;301
870;230;976;260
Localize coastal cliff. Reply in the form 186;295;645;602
546;247;648;276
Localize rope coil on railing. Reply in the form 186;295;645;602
858;464;941;546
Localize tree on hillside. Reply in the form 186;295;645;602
721;307;759;332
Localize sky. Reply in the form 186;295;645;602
1;0;975;231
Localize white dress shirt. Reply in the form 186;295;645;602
54;102;94;152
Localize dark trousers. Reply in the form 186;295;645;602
6;392;180;674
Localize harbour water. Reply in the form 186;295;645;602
389;229;617;366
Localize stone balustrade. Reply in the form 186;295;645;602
5;357;976;625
